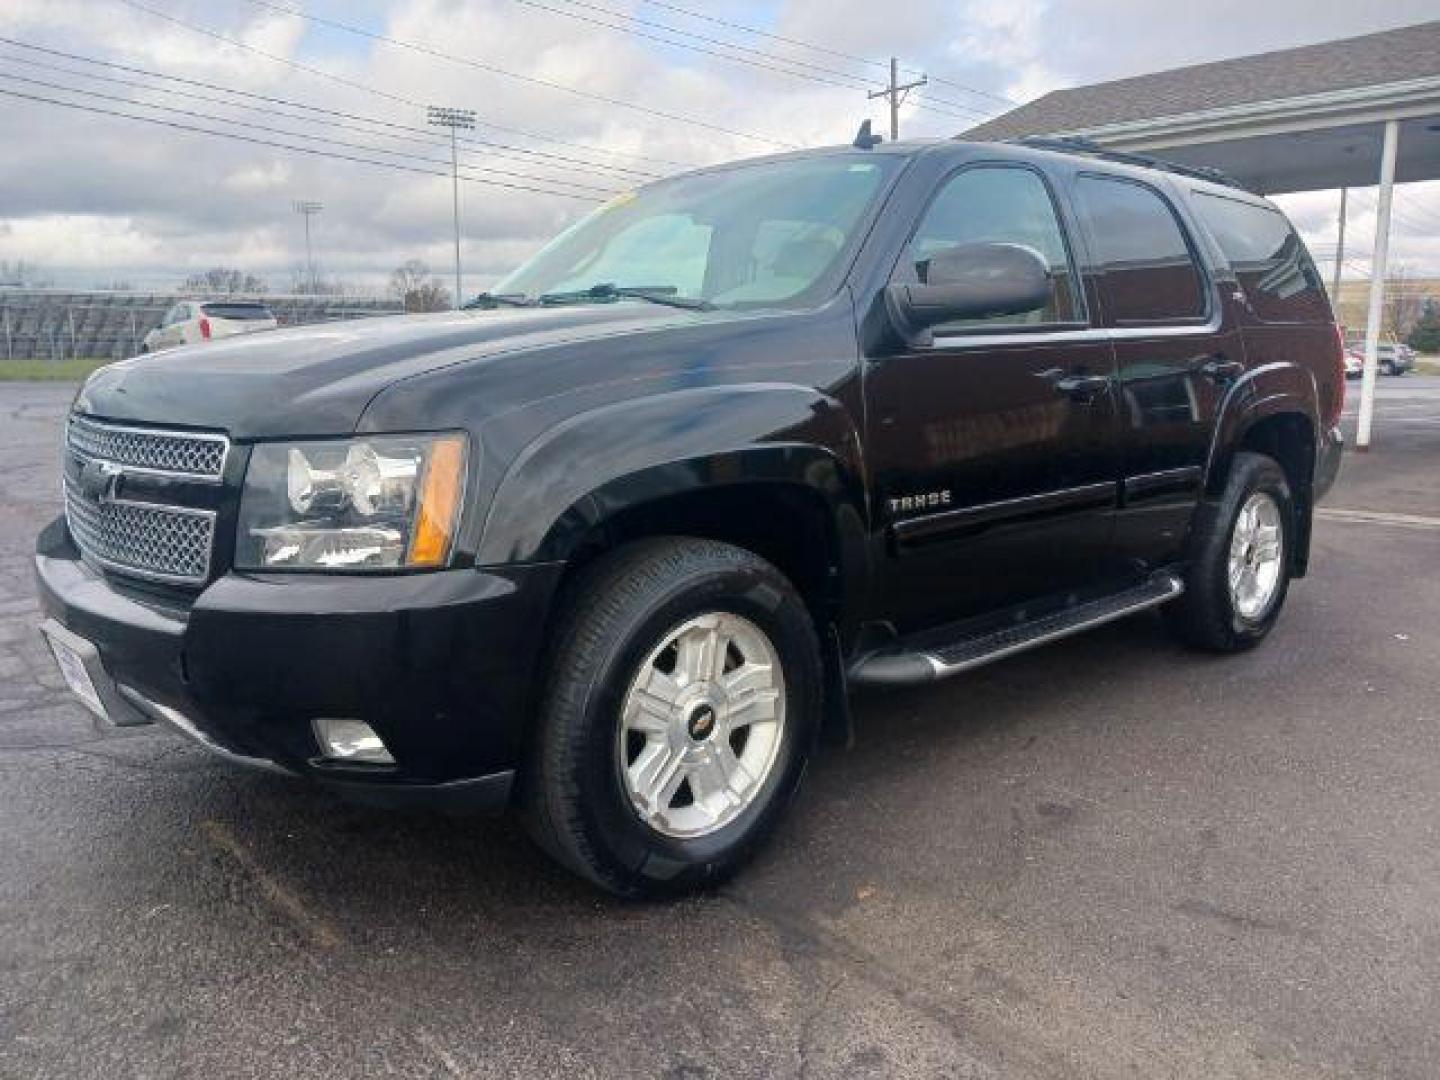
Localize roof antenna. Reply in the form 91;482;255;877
853;119;883;150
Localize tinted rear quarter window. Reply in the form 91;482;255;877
201;304;275;321
1191;193;1330;323
1076;175;1207;324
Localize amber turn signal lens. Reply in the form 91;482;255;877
407;435;467;567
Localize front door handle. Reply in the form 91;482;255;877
1051;373;1112;401
1199;358;1245;382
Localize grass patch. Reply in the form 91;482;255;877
0;359;112;381
1416;356;1440;376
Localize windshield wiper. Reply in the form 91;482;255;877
463;291;536;309
538;283;713;311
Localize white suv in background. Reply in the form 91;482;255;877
141;300;278;352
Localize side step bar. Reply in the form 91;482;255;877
849;573;1184;687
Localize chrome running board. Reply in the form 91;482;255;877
849;572;1184;687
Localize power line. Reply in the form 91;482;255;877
635;0;890;70
502;0;996;120
94;6;691;170
925;74;1018;107
905;93;996;122
0;85;602;200
510;0;876;89
630;0;1015;107
1347;189;1440;238
225;0;801;148
0;40;664;181
0;70;624;196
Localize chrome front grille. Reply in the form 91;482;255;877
67;414;228;479
64;415;228;585
64;483;216;583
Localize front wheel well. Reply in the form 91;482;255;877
556;483;843;622
531;482;856;753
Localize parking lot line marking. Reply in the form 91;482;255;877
1317;508;1440;530
200;820;342;949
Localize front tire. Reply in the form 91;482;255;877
1165;451;1294;652
523;538;822;897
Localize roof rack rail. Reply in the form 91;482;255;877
1011;136;1251;191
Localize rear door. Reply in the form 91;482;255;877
1071;173;1241;568
864;161;1126;632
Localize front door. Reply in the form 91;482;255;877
864;163;1125;633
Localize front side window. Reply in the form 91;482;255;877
1076;176;1206;323
898;165;1081;331
493;155;900;309
1191;192;1329;323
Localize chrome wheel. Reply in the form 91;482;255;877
1228;491;1284;620
617;612;786;839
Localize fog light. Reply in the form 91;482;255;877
313;718;394;764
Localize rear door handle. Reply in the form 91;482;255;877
1199;358;1245;382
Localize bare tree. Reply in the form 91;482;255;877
183;267;268;295
389;259;452;313
1383;265;1426;341
289;266;349;296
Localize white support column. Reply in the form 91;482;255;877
1356;119;1399;451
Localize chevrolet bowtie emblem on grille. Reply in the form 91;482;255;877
78;460;124;504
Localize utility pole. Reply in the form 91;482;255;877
1331;187;1347;306
868;57;927;141
293;200;323;293
427;105;477;309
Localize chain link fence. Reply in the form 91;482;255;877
0;289;406;364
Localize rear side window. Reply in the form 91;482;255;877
201;303;275;321
1076;176;1206;324
1191;193;1329;322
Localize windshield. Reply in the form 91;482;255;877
492;154;900;309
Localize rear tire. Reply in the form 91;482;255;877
1165;451;1294;653
523;537;822;897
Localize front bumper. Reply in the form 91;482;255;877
35;517;563;811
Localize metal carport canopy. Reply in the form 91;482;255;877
963;20;1440;449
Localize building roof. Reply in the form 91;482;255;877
964;21;1440;141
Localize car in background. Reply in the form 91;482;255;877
1377;343;1414;375
1342;336;1414;376
141;300;278;352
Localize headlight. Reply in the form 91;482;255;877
236;433;468;571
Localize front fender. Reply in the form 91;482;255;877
476;383;867;566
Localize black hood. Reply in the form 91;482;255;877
75;304;721;439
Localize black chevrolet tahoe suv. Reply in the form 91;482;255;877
37;138;1345;896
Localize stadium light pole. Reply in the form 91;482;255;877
292;200;323;293
427;105;476;309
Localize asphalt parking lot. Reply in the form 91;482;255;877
1;377;1437;1080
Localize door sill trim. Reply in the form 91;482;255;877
850;571;1184;686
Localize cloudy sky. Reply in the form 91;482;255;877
2;0;1438;296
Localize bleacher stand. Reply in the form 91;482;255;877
0;289;406;363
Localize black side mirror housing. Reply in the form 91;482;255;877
883;242;1052;344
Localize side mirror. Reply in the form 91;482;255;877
884;242;1052;342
